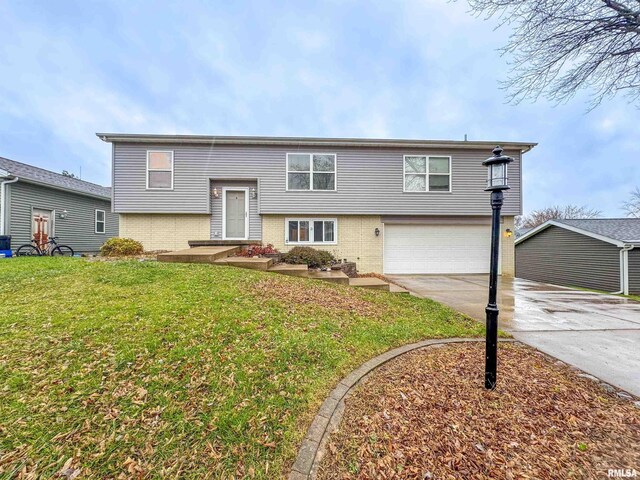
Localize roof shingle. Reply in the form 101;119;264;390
0;156;111;199
555;218;640;244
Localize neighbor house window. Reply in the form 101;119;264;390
95;209;106;234
403;155;451;192
147;151;174;189
286;218;337;244
286;153;336;191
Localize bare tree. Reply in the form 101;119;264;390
465;0;640;107
622;187;640;217
518;205;602;229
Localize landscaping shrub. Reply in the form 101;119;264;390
100;237;144;257
281;246;335;268
236;244;279;257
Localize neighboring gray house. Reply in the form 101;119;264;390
515;219;640;295
0;156;118;253
98;134;536;274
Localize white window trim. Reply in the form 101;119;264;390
285;153;337;192
402;155;452;193
222;187;250;240
284;217;338;245
95;209;106;234
146;150;174;190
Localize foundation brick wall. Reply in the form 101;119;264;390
119;212;515;275
119;214;210;252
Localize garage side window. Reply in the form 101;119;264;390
147;151;174;189
95;209;106;234
404;156;451;192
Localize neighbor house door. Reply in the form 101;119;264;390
32;208;53;247
223;189;248;239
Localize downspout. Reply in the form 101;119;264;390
614;244;635;295
622;245;635;296
0;176;19;236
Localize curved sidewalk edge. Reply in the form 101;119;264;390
288;337;515;480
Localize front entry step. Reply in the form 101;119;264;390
305;270;350;285
214;257;274;271
348;277;390;291
267;264;309;277
267;263;349;284
158;246;240;264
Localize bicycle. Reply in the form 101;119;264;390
16;236;75;257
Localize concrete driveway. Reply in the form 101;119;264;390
388;274;640;397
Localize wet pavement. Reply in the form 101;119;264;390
388;274;640;396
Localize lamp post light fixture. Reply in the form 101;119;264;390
482;146;513;390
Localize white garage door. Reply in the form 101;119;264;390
384;224;494;274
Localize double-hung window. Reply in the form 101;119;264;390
286;153;336;191
95;209;106;234
286;218;337;244
403;155;451;192
147;151;174;189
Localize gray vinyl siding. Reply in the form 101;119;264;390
7;180;118;252
210;180;261;240
629;249;640;295
516;226;621;292
112;143;522;216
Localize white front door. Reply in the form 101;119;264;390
384;224;497;274
223;189;248;239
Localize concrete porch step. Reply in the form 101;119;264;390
305;270;350;285
267;263;309;277
389;284;411;294
158;246;239;264
348;277;390;291
214;256;274;271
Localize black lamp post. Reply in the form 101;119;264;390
482;146;513;390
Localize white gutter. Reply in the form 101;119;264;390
0;175;19;236
96;132;538;152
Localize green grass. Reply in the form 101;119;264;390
0;258;484;478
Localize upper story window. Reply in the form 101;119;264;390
95;209;106;234
286;153;336;191
147;151;174;189
403;155;451;192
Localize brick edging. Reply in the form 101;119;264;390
288;337;515;479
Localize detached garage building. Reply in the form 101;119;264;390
515;219;640;295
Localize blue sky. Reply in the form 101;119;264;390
1;0;638;216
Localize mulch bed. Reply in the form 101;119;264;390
317;343;639;479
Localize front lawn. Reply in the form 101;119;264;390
0;258;484;478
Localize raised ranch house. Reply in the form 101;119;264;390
516;218;640;295
98;134;536;274
0;156;118;253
